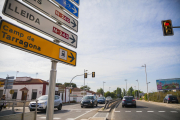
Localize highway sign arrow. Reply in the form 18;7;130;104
70;35;76;44
3;0;78;48
52;0;79;19
68;53;74;62
22;0;78;32
70;0;80;6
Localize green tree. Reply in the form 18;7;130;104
113;90;117;94
122;88;126;97
116;87;122;98
97;88;104;95
127;86;134;96
80;85;91;90
111;92;116;98
104;91;111;98
64;82;77;88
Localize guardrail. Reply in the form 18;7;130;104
0;100;38;120
104;98;121;110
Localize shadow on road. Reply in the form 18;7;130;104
124;106;148;108
36;110;71;115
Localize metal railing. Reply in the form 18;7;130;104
104;98;121;109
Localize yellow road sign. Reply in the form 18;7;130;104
0;81;4;87
0;19;76;66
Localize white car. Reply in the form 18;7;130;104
29;95;62;112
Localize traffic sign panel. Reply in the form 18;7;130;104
22;0;78;33
70;0;80;6
52;0;79;19
4;86;13;89
2;0;78;48
0;19;77;66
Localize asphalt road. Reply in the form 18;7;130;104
111;100;180;120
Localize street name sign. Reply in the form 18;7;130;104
2;0;78;48
4;86;13;89
52;0;79;19
0;19;77;66
70;0;80;6
22;0;78;33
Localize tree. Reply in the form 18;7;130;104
104;91;111;98
113;90;117;94
116;87;122;98
97;88;104;95
80;85;91;91
64;82;77;88
127;86;134;96
122;88;126;97
111;92;116;98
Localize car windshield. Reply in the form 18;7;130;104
98;97;104;99
169;96;177;99
37;96;48;100
83;96;94;100
124;97;134;100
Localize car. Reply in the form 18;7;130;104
81;95;98;108
97;97;106;104
29;95;62;112
122;96;136;107
163;95;178;104
105;96;112;102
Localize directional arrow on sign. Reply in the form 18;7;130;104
71;20;76;28
68;53;74;62
70;35;76;44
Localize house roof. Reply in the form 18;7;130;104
20;87;29;91
14;77;49;85
72;87;83;91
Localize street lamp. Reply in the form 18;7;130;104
125;79;127;96
134;86;136;98
147;82;150;101
142;64;148;101
109;87;111;92
103;81;106;96
136;80;139;99
36;72;38;78
16;71;19;79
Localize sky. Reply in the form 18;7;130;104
0;0;180;94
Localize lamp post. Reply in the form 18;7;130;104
134;86;136;98
125;79;127;96
136;80;139;99
147;82;150;101
103;81;106;96
109;87;111;92
16;71;19;79
142;64;148;101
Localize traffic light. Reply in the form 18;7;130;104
84;73;87;78
92;72;95;78
162;20;174;36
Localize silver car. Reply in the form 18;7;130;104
29;95;62;112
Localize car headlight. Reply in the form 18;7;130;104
81;100;83;103
90;100;92;103
40;102;46;106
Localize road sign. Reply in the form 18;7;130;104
6;76;14;80
2;0;78;48
52;0;79;19
10;90;14;94
4;86;13;89
0;19;77;66
58;85;65;88
5;80;14;86
22;0;78;33
70;0;80;6
0;82;4;87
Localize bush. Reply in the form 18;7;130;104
144;94;147;101
139;98;142;100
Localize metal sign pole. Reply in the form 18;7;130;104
46;60;57;120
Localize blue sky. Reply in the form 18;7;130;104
0;0;180;93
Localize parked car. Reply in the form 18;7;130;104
122;96;136;107
105;96;112;102
81;95;98;108
163;95;178;103
97;97;106;104
29;95;62;112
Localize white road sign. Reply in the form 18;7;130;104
22;0;78;33
2;0;78;48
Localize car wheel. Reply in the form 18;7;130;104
44;107;47;113
96;103;98;107
0;107;2;111
81;106;83;108
58;104;62;110
134;105;136;108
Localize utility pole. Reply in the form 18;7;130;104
125;79;127;96
142;64;148;101
103;82;105;96
136;80;139;99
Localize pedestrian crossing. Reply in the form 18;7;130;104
114;110;178;113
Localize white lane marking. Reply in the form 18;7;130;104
147;111;154;112
39;117;46;119
92;112;98;117
74;109;95;120
37;115;42;116
158;111;165;112
170;111;178;113
136;111;142;112
53;118;61;120
125;111;131;112
66;118;74;120
106;113;109;118
114;111;120;112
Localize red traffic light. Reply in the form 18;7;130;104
164;22;170;26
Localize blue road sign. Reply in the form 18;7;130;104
71;0;80;6
53;0;79;18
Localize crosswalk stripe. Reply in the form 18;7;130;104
147;111;154;112
136;111;142;112
125;111;131;112
158;111;165;112
114;111;120;112
170;111;178;113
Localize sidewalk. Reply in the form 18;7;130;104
137;100;180;111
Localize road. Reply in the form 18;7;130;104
111;100;180;120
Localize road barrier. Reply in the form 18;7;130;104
0;100;38;120
104;98;121;110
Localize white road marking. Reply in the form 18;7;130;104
37;115;42;116
147;111;154;112
114;111;120;112
39;117;46;119
66;118;75;120
74;109;95;120
170;111;178;113
136;111;142;112
158;111;165;112
106;113;109;118
92;112;98;117
53;118;61;119
125;111;131;112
